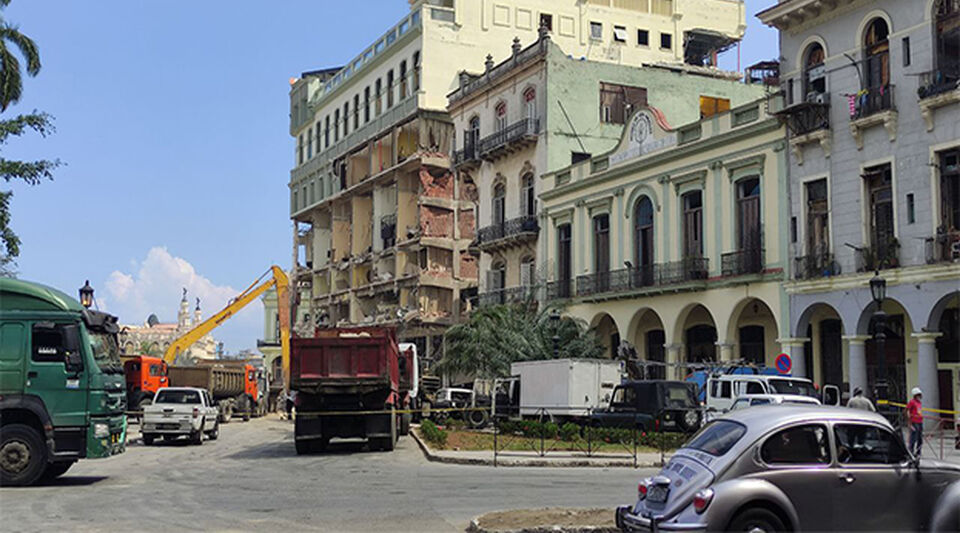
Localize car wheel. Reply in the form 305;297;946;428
40;460;75;482
0;424;48;486
142;433;156;445
191;428;203;445
728;507;786;533
206;422;220;441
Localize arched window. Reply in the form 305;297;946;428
803;43;826;99
467;116;480;154
863;18;890;89
520;173;535;217
492;182;506;225
489;261;506;294
520;256;536;289
495;101;507;132
935;1;960;79
523;87;536;122
633;196;654;285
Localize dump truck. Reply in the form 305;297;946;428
167;364;251;422
195;359;263;417
291;327;417;454
0;278;127;486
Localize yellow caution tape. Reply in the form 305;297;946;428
876;399;959;416
296;406;491;418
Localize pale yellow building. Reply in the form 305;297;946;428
540;95;791;379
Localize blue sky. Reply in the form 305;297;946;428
4;0;777;352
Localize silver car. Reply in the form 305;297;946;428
616;406;960;532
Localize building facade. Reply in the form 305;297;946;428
119;290;219;362
258;285;312;385
539;96;789;376
288;0;749;368
446;31;766;308
761;0;960;420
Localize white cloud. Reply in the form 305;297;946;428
103;247;262;353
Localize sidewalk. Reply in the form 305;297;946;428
410;429;669;468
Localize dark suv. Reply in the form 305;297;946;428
588;380;701;432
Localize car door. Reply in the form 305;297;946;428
832;423;920;531
25;321;88;426
754;423;836;531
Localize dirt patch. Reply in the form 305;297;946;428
468;508;616;533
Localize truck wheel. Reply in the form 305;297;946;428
467;408;489;429
241;396;251;422
295;439;311;455
40;460;75;482
0;423;48;487
142;434;156;445
220;403;233;424
206;421;220;441
399;413;411;436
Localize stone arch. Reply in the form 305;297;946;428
674;303;718;365
927;291;960;331
725;297;780;364
589;312;622;359
855;9;894;50
794;34;829;72
794;301;845;337
855;296;914;403
624;184;661;218
855;296;915;336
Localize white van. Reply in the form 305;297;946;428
705;374;820;413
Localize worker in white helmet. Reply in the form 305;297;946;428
906;387;923;456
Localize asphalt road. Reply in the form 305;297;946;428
1;416;654;532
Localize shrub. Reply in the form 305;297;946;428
420;419;448;447
542;422;559;440
559;422;580;442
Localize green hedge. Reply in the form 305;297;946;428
496;419;688;449
420;419;448;447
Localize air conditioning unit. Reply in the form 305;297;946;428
815;93;830;105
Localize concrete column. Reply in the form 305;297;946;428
716;343;735;362
844;335;870;399
777;338;809;379
912;332;942;430
665;344;683;381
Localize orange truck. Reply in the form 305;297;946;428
122;355;169;413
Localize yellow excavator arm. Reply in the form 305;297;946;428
162;265;292;388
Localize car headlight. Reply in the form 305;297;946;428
93;422;110;438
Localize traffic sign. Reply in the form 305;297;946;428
775;353;792;374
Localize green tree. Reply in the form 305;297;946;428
438;304;605;379
0;0;61;276
138;342;161;357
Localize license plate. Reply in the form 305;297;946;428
648;485;669;503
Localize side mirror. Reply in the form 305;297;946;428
62;324;84;372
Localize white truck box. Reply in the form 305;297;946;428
510;359;623;418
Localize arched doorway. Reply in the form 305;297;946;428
591;313;620;359
929;292;959;426
633;196;655;286
678;304;717;369
727;298;779;368
795;302;844;387
856;297;912;402
628;308;666;379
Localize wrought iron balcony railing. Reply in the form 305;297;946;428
477;285;539;307
453;138;478;167
546;279;574;300
780;100;830;136
477;215;539;248
573;257;709;298
925;230;960;264
477;118;539;159
918;65;960;100
721;248;764;277
854;240;900;273
853;84;895;119
794;252;840;280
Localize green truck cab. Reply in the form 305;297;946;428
0;278;127;486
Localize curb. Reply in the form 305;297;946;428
410;429;665;468
464;509;618;533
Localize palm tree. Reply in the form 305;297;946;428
138;341;161;357
0;0;40;112
438;304;604;379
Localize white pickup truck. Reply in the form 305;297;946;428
142;387;220;445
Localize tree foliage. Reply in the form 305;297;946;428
437;304;605;379
0;1;61;274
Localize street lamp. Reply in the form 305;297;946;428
79;280;94;309
550;309;561;359
869;271;888;410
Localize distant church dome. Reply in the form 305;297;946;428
146;314;160;327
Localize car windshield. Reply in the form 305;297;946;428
768;378;818;398
155;390;201;404
685;420;747;456
664;383;697;408
88;331;123;374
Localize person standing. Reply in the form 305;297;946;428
906;387;924;456
846;387;875;412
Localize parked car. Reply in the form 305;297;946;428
703;393;822;422
431;387;490;428
616;406;960;532
141;387;220;445
704;374;821;413
589;381;701;432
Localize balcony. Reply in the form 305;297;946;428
794;252;840;280
854;240;900;273
849;85;897;149
573;258;709;299
477;285;539;307
477;118;539;162
546;279;574;300
918;65;960;131
721;248;764;277
477;215;539;252
925;230;960;264
453;141;479;169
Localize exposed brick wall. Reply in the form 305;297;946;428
419;167;454;199
420;206;453;237
458;208;475;240
459;175;479;202
459;251;478;281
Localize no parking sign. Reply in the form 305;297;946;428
775;353;792;375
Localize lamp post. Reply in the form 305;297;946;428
79;280;94;309
550;309;561;359
869;271;888;410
